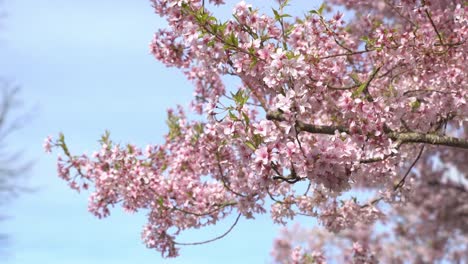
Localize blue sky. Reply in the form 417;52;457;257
0;0;324;263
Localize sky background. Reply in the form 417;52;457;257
0;0;324;263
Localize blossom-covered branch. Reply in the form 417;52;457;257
267;110;468;149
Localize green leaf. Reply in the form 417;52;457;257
244;141;256;151
127;144;134;154
279;0;291;9
228;110;239;121
242;112;250;126
352;82;367;98
285;50;299;59
309;3;326;16
227;33;238;46
272;8;281;20
349;72;361;84
388;84;397;96
207;40;215;47
318;2;326;15
98;130;113;149
191;123;204;143
253;134;263;146
210;24;218;34
351;66;381;98
249;57;258;68
410;99;421;111
272;8;291;20
157;197;164;207
161;163;168;173
59;132;65;142
219;22;227;32
207;15;217;22
194;123;204;134
231;89;249;107
309;9;319;15
166;113;182;140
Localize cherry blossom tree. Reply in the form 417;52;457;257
45;0;467;262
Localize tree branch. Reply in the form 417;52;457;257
174;213;241;246
393;145;425;191
266;111;468;149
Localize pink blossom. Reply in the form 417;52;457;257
43;135;53;153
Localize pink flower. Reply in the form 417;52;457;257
255;146;270;165
43;135;53;153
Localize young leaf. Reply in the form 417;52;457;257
244;141;256;151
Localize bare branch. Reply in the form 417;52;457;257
421;0;445;45
394;145;425;191
174;213;241;246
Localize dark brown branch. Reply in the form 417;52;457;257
360;141;402;164
271;161;304;184
422;0;445;45
174;213;241;246
272;175;304;184
216;153;246;198
267;111;349;134
266;186;284;203
394;145;425;191
266;111;468;149
319;17;354;54
297;120;349;135
303;181;312;196
403;89;460;96
360;145;425;208
387;131;468;149
360;66;382;102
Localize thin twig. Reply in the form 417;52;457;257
174;213;241;246
422;0;445;45
216;154;246;198
303;181;312;196
393;145;425;191
360;141;402;164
